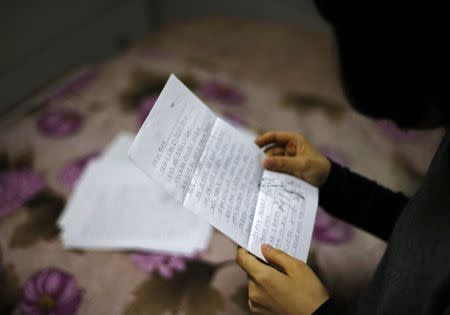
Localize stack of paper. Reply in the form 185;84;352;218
58;132;212;255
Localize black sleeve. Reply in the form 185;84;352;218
314;0;448;127
319;160;409;241
313;298;339;315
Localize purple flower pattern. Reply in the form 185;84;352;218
222;112;248;128
20;267;83;315
313;208;354;244
137;95;158;128
36;108;84;138
199;80;245;106
130;252;195;279
0;170;44;217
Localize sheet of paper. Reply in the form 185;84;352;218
129;77;216;203
183;118;264;247
58;131;135;230
62;161;211;254
248;170;318;261
59;132;212;255
130;76;265;248
129;75;318;261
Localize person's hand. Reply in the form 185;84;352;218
236;245;329;315
255;131;331;187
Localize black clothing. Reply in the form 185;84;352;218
314;133;450;314
311;2;450;313
320;161;409;241
314;1;450;128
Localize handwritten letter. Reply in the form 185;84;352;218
129;75;318;261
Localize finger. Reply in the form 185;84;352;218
248;300;270;315
236;247;267;277
263;156;301;176
265;147;285;157
236;247;282;283
255;131;294;147
248;279;259;303
248;302;272;315
286;142;297;156
261;244;305;277
248;299;254;312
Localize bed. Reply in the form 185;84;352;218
0;18;443;314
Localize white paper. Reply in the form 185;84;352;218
62;161;211;254
129;77;216;203
129;75;318;261
248;170;318;260
59;132;212;255
183;118;264;248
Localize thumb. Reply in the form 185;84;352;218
264;156;301;176
261;244;302;276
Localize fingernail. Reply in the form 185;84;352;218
261;244;272;251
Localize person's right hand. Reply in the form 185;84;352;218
255;131;331;187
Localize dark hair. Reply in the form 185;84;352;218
316;1;449;128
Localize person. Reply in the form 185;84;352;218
236;1;450;314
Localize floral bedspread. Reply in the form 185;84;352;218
0;18;444;315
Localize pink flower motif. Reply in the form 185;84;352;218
58;152;100;191
20;267;84;315
36;108;84;138
0;170;44;217
130;252;196;279
313;208;354;244
137;95;158;128
318;146;351;167
222;112;248;128
199;80;245;106
376;119;422;142
42;69;97;104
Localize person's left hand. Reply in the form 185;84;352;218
236;244;329;315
